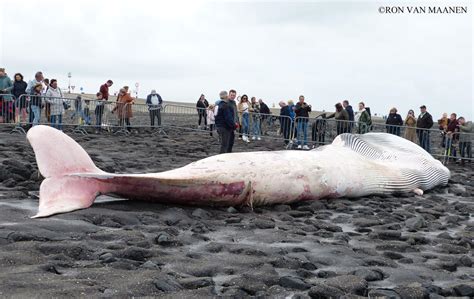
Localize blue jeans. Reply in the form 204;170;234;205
445;137;456;157
31;105;41;126
242;113;249;135
95;105;104;128
417;130;431;153
252;117;261;137
297;120;308;145
51;114;63;130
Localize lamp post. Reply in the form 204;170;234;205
135;82;139;99
67;72;72;93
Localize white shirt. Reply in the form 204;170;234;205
151;95;159;105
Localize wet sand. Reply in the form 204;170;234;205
0;126;473;298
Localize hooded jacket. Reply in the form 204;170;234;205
0;75;13;94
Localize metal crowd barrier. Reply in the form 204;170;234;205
1;95;472;164
4;94;124;135
158;104;294;145
291;116;367;148
367;123;474;163
0;94;18;128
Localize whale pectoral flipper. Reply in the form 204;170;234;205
413;188;424;196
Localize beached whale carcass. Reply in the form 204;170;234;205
27;125;450;218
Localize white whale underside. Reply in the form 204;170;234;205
26;125;450;218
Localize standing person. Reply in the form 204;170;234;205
29;83;43;126
196;94;209;129
327;102;349;135
228;89;239;149
311;113;327;147
94;92;105;133
438;113;449;148
294;95;311;149
26;71;44;93
26;72;44;125
342;100;354;132
43;78;51;123
416;105;434;153
113;88;135;131
146;90;163;127
207;104;216;137
287;100;297;141
83;99;91;125
444;113;459;160
259;99;271;135
215;91;236;153
250;97;261;140
44;79;66;130
12;73;28;123
238;95;251;142
70;95;86;123
0;68;13;123
385;107;403;136
279;101;292;146
404;109;417;143
356;102;371;134
100;80;113;101
458;117;472;165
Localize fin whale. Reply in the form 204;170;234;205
26;125;450;218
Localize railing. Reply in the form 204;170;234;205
1;96;472;163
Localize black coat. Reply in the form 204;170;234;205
215;100;235;130
345;105;354;122
260;102;270;115
295;102;311;119
386;113;403;126
146;94;163;106
12;81;27;108
416;112;434;129
196;99;209;109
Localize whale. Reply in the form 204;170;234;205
26;125;450;218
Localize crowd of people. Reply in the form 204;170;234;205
0;68;167;134
0;68;472;162
211;90;472;163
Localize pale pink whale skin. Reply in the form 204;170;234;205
27;125;450;218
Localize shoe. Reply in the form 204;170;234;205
303;145;310;150
257;137;261;141
252;136;256;140
297;145;302;149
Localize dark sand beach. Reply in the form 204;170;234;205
0;126;473;298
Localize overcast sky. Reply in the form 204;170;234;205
1;0;472;119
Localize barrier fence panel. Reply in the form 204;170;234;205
292;116;366;148
0;94;16;125
161;104;210;133
6;94;126;134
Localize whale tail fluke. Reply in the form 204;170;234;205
27;125;106;218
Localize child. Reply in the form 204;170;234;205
207;104;216;136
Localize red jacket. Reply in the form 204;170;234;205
100;83;109;100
